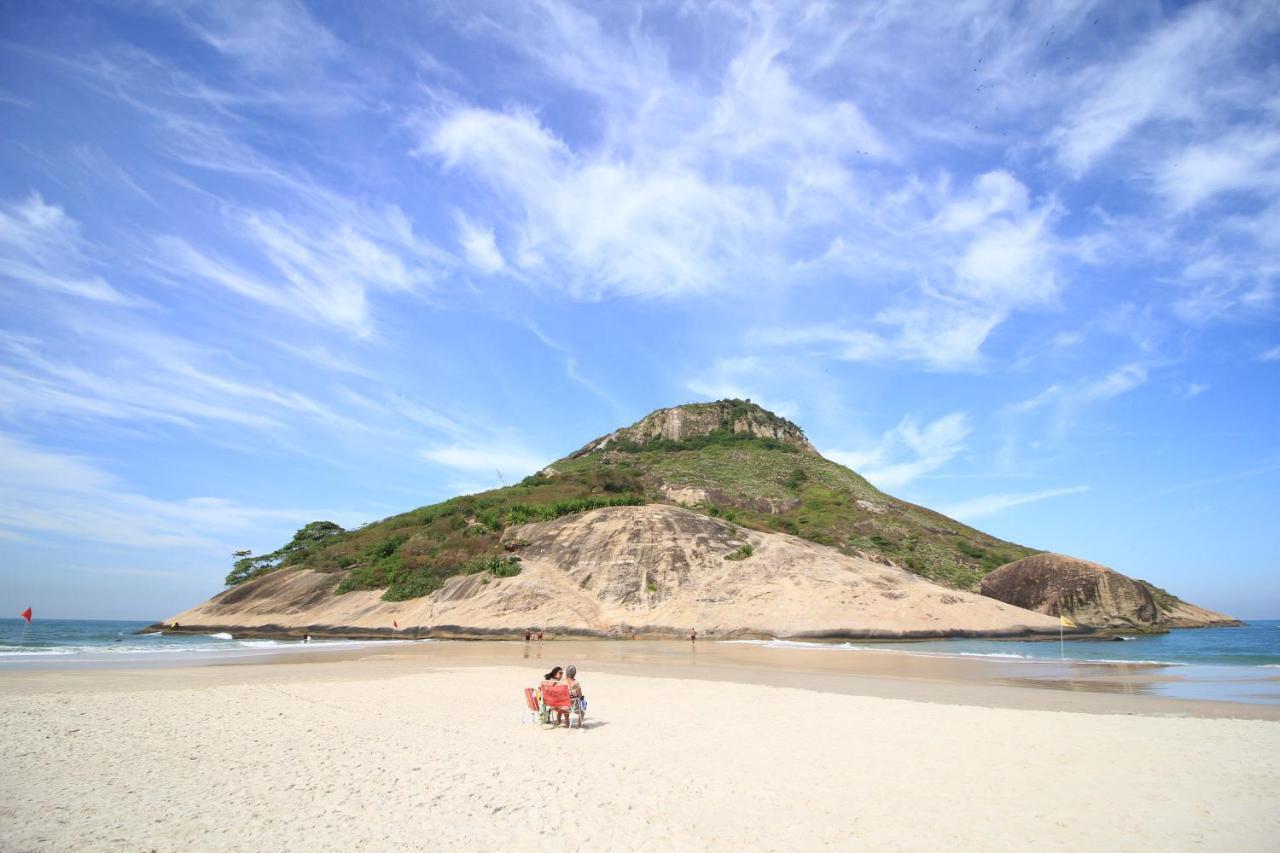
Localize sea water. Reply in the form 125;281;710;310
728;619;1280;667
0;618;420;666
723;620;1280;705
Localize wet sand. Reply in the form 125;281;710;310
5;638;1278;718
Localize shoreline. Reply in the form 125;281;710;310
5;637;1279;719
139;621;1091;641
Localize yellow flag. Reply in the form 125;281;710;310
1060;614;1077;629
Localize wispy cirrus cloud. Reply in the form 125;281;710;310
1005;363;1149;416
826;412;971;490
0;325;369;435
0;432;363;548
419;444;549;486
754;169;1066;371
684;357;799;420
941;485;1091;522
0;193;139;305
1048;1;1254;176
152;205;443;339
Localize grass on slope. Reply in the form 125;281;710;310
233;437;1034;601
556;443;1033;590
256;463;648;602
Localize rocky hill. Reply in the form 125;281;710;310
979;553;1240;631
155;399;1234;638
164;505;1062;640
572;399;816;455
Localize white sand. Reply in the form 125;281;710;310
1;662;1277;851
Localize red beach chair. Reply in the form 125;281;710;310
541;684;572;725
522;687;541;724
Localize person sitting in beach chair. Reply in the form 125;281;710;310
541;682;573;727
539;667;570;726
564;664;586;728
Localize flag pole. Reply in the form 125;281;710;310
17;607;32;648
1059;618;1064;660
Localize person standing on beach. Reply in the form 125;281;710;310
689;627;697;643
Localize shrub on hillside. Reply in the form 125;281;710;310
225;520;346;586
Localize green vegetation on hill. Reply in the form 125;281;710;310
225;521;345;586
1137;579;1184;610
554;436;1032;589
230;479;646;601
227;400;1036;601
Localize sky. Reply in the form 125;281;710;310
0;0;1277;621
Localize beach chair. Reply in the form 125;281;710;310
522;687;541;725
541;684;572;725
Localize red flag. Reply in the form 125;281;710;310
393;619;399;629
20;607;32;623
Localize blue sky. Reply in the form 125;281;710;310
1;0;1277;620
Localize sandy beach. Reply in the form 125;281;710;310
2;642;1278;852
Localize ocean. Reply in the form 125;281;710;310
738;618;1280;668
0;618;419;666
3;617;1277;667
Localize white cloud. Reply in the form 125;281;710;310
934;170;1030;233
161;0;342;76
760;303;1007;372
942;485;1091;521
0;433;349;548
1051;2;1251;175
684;357;799;420
0;193;138;304
1080;363;1148;402
1051;330;1084;349
954;207;1059;308
456;213;505;274
156;206;438;338
826;412;971;490
429;106;775;298
755;168;1062;371
1261;345;1280;361
420;445;548;480
1157;129;1280;212
417;1;905;301
1180;381;1210;399
1003;385;1062;415
0;327;371;435
526;323;619;412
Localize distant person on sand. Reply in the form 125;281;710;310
537;630;544;643
541;666;568;726
690;627;697;643
565;664;586;728
524;630;531;643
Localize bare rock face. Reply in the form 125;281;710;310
980;553;1237;631
164;505;1063;640
1149;599;1242;629
576;400;816;455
